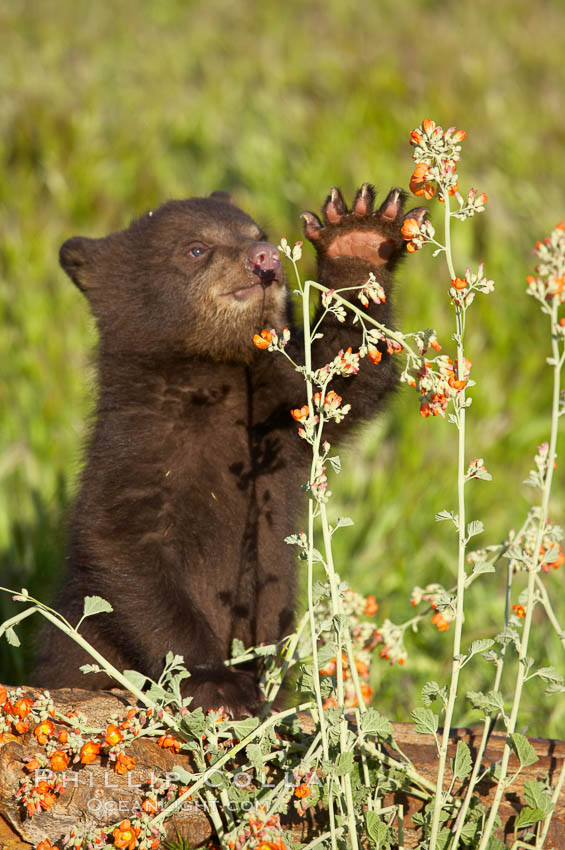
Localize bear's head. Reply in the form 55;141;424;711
59;192;288;363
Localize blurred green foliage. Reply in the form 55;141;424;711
1;0;564;735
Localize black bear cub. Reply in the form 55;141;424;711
33;185;425;716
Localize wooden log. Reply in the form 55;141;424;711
0;688;563;848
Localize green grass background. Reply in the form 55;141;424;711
1;0;564;736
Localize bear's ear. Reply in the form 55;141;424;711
59;236;98;293
209;190;233;204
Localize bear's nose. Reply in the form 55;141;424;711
247;242;281;285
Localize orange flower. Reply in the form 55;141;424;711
410;163;430;184
50;751;69;772
422;119;436;134
0;685;7;705
36;840;53;850
158;733;181;753
253;329;273;349
80;740;101;764
290;405;309;422
431;612;450;632
39;789;57;811
12;697;34;719
512;604;526;619
410;129;423;146
476;193;488;205
452;277;467;290
319;658;336;676
360;684;373;705
355;659;369;677
25;757;42;772
105;724;123;747
324;390;342;406
14;720;29;735
114;752;136;775
295;783;310;799
364;595;379;616
34;719;55;745
401;218;421;240
550;547;565;569
367;346;382;364
141;798;159;814
113;820;140;850
177;786;193;800
452;129;466;143
257;842;287;850
58;729;68;744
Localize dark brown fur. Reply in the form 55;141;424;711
32;186;425;715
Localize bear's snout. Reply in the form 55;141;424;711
246;242;281;286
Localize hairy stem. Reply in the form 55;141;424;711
477;302;562;850
429;189;469;850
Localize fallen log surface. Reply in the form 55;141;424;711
0;688;564;848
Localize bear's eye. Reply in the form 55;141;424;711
187;243;208;259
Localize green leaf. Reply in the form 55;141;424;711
467;520;484;539
327;455;341;473
510;732;539;768
312;581;330;604
452;740;472;780
80;663;102;674
317;642;338;667
472;560;495;576
365;811;392;848
360;708;393;739
180;707;206;738
421;681;447;707
523;779;553;816
468;638;495;657
122;669;148;690
496;625;521;651
82;595;113;618
334;751;354;776
485;837;506;850
534;666;564;686
411;708;439;736
231;716;260;742
435;510;457;525
5;626;20;646
166;765;193;784
245;743;264;775
467;690;505;716
514;806;546;830
334;516;354;529
231;638;246;658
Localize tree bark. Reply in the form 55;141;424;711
0;688;563;848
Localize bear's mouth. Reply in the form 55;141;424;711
221;276;281;302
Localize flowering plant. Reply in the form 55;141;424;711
1;120;564;850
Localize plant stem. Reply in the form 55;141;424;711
534;574;565;649
449;657;505;850
477;301;562;850
428;189;469;850
537;755;565;848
